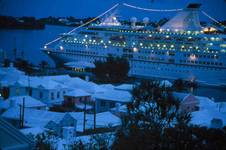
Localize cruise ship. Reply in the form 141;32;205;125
43;3;226;86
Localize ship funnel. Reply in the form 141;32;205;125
130;17;137;28
161;3;202;31
143;17;150;27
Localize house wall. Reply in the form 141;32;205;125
45;121;61;136
64;96;92;109
95;99;126;113
9;86;27;97
180;99;199;112
45;114;77;137
8;85;69;105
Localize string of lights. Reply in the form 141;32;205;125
201;11;226;29
44;3;225;47
45;3;119;46
122;3;183;12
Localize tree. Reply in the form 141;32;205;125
39;60;49;70
14;58;34;74
113;80;191;150
113;80;226;150
92;56;129;83
3;59;10;67
173;78;185;92
35;133;51;150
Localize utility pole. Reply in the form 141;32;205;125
93;99;96;130
83;100;87;133
21;97;25;128
19;104;22;128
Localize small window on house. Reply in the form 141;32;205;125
57;92;60;98
110;102;115;108
29;89;32;96
39;92;43;99
16;88;20;96
51;92;54;100
101;101;106;107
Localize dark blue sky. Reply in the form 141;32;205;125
0;0;225;21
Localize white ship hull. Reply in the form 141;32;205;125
46;50;226;86
43;3;226;86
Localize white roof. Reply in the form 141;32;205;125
64;61;95;69
59;77;105;94
99;84;115;90
20;127;47;136
75;103;93;110
160;80;173;87
111;104;128;113
173;92;217;109
0;66;25;76
94;89;132;103
15;76;68;90
65;89;91;97
0;68;26;86
2;108;65;127
196;96;216;110
1;73;68;90
115;84;134;91
191;109;226;127
2;108;121;132
2;96;47;109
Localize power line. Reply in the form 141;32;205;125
45;3;119;46
201;11;226;29
122;3;183;12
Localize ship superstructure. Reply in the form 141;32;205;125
43;3;226;86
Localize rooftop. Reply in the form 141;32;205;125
65;89;91;97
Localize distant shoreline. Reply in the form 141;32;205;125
0;15;97;30
0;16;45;30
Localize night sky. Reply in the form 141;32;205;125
0;0;225;21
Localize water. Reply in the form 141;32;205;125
0;25;73;66
0;25;225;101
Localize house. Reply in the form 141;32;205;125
64;89;93;111
45;75;105;94
1;107;121;133
45;113;77;137
216;102;226;113
191;109;226;128
0;117;34;150
177;93;199;112
0;95;47;111
93;89;132;113
111;104;128;117
114;84;134;92
173;92;216;112
0;65;26;99
2;76;70;106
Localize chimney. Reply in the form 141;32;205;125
85;76;90;82
130;17;137;28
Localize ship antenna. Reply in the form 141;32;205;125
122;3;183;12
